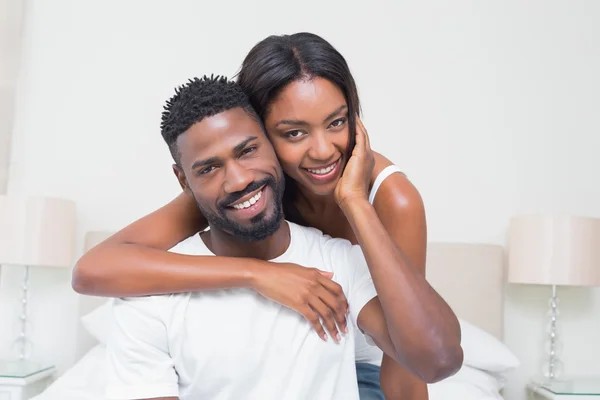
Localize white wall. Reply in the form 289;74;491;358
1;1;599;399
0;0;25;193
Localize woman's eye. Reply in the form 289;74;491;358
330;118;347;128
285;130;305;139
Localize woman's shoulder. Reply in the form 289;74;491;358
369;151;423;212
370;151;405;184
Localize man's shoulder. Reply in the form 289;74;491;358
168;233;211;255
116;235;202;305
287;221;359;258
116;291;189;319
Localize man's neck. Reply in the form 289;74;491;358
200;220;291;261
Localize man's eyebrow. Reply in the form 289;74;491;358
233;136;258;153
274;105;348;128
190;136;258;170
191;156;219;171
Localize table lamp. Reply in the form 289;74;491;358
0;195;76;361
507;214;600;381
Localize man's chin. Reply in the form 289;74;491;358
229;221;282;242
201;178;285;242
222;205;283;242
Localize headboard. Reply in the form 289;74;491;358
74;232;506;359
425;242;505;340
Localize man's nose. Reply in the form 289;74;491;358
223;161;254;194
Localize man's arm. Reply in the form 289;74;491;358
105;297;179;400
341;198;463;384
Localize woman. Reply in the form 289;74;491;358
73;32;461;399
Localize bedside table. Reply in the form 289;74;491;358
0;361;55;400
527;377;600;399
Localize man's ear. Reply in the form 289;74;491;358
172;164;192;194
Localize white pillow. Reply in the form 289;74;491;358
459;318;519;376
80;299;113;344
428;365;504;400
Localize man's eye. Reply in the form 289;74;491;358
200;166;216;175
241;146;257;156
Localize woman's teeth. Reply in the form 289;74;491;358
232;190;262;210
307;161;337;175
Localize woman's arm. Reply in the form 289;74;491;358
346;163;463;384
72;192;233;296
335;121;462;384
72;192;350;341
371;157;430;400
345;186;462;383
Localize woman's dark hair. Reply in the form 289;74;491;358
236;32;361;225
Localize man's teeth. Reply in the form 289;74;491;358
232;190;262;210
307;161;337;175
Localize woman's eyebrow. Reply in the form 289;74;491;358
274;105;347;128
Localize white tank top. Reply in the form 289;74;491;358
355;164;404;365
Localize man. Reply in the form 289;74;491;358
105;76;461;400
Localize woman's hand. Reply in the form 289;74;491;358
335;117;375;208
251;262;349;342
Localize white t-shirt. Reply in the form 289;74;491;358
105;221;378;400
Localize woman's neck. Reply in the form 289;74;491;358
292;183;356;243
294;185;339;217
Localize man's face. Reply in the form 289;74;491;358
174;107;285;241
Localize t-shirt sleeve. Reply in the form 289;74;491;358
105;297;179;399
345;244;378;329
325;237;378;329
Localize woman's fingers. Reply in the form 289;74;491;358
309;298;341;342
300;306;328;341
356;117;372;152
317;285;349;335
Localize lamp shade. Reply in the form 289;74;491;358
0;195;76;268
508;215;600;286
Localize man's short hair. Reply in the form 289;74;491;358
160;75;261;164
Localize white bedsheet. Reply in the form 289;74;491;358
32;344;506;400
32;345;107;400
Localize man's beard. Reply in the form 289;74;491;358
195;176;285;242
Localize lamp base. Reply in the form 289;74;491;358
11;265;34;361
542;284;563;380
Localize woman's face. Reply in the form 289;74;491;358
263;77;350;197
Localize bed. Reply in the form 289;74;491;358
32;232;519;400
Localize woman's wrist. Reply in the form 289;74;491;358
245;258;273;290
338;198;374;226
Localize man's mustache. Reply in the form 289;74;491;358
218;177;274;209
